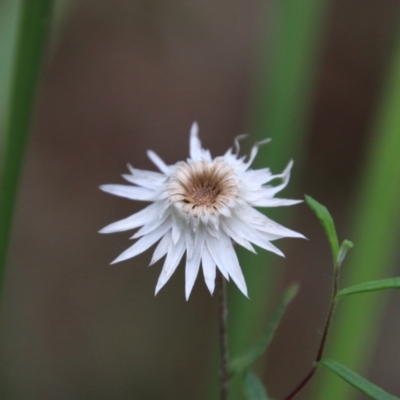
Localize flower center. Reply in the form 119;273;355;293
191;186;219;206
167;160;239;217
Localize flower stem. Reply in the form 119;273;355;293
218;271;229;400
284;266;340;400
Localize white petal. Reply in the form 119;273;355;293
256;217;305;239
264;160;294;196
224;217;285;257
233;205;305;238
150;230;172;265
205;234;229;281
184;228;196;259
241;168;272;187
189;122;202;161
122;166;166;189
220;219;256;253
206;233;248;296
233;134;248;155
185;235;204;300
100;184;156;201
155;236;186;295
242;138;271;171
201;245;216;294
110;219;171;264
131;212;169;238
171;214;182;244
147;150;171;175
99;202;160;233
248;197;303;208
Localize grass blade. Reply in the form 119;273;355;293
230;284;298;376
335;278;400;300
0;0;53;292
319;359;399;400
305;195;340;266
243;372;270;400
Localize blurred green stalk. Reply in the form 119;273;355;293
0;0;53;294
229;0;330;358
222;1;330;399
314;30;400;400
0;0;20;141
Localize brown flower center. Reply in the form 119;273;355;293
167;159;239;215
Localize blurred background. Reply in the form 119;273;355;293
0;0;400;399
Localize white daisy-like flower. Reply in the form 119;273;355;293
100;123;304;299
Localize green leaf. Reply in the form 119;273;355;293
335;277;400;300
319;359;399;400
337;239;354;267
243;372;270;400
229;284;299;376
305;195;340;266
0;0;54;289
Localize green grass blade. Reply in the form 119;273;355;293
228;0;331;358
319;359;399;400
335;278;400;300
243;372;270;400
314;30;400;400
0;0;20;139
229;284;298;376
305;195;340;266
0;0;53;291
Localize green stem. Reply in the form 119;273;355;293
0;0;53;293
284;266;340;400
218;272;229;400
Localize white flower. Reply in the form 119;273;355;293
99;123;304;299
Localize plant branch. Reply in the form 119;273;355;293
284;266;340;400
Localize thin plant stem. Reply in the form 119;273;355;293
218;271;229;400
284;266;340;400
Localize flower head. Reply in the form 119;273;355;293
100;123;304;299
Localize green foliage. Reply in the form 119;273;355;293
315;29;400;399
337;240;354;268
0;0;53;288
319;359;400;400
0;0;20;137
305;195;340;266
243;372;270;400
335;278;400;300
229;284;298;377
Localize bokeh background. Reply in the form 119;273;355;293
0;0;400;399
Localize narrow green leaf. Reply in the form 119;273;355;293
305;195;340;266
0;0;53;292
319;359;399;400
243;372;270;400
229;284;299;376
337;240;354;268
335;278;400;300
337;239;354;267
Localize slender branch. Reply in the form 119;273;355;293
284;267;340;400
218;271;229;400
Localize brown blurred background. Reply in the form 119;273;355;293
1;0;400;399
